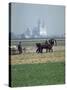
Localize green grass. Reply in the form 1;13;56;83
11;62;65;87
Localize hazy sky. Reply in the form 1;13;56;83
11;3;65;36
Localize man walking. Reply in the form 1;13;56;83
18;42;22;54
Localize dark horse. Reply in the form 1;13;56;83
36;39;57;53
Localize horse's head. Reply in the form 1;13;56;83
49;39;54;46
36;43;41;47
49;39;57;46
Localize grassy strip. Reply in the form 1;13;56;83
11;62;65;87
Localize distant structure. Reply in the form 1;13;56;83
24;28;31;38
31;19;40;38
37;19;40;36
31;19;47;38
23;19;47;38
40;19;47;37
32;27;39;38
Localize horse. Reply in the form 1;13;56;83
48;38;57;46
36;39;57;53
36;42;52;53
36;43;42;53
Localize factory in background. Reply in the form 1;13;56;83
24;19;47;38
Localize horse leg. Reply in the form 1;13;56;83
49;49;50;52
41;48;43;53
36;48;39;53
50;48;53;52
51;48;53;52
38;48;41;53
36;48;38;53
46;49;48;53
40;48;43;53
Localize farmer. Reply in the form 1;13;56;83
18;41;22;54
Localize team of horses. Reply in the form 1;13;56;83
10;39;57;55
36;39;57;53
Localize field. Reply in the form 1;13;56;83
11;49;64;64
10;39;65;87
11;62;65;87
